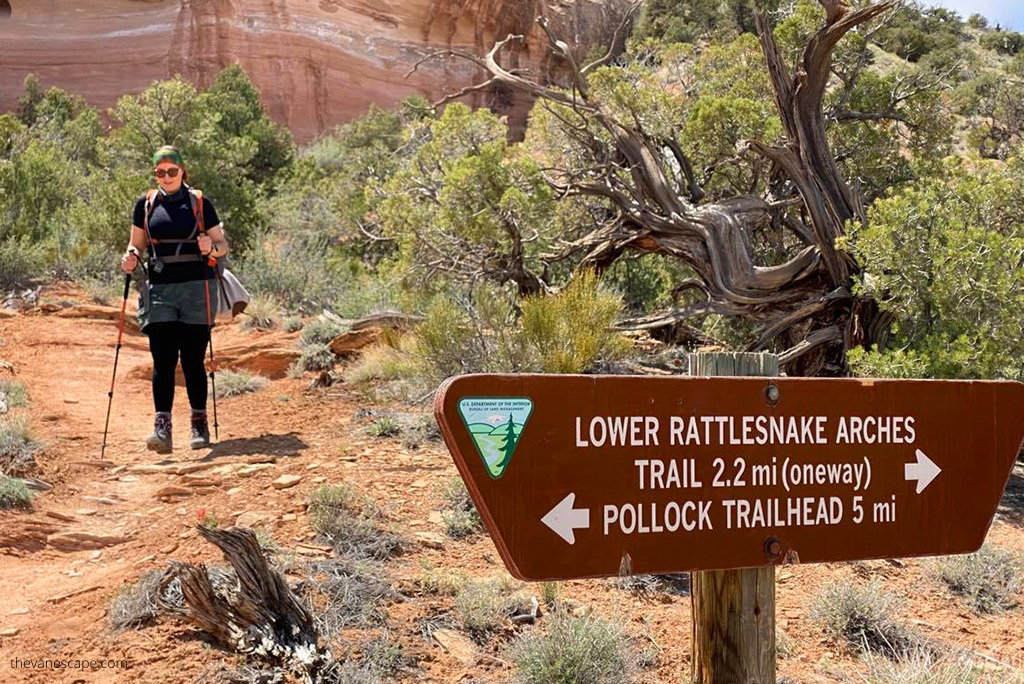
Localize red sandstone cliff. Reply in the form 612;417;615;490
0;0;628;141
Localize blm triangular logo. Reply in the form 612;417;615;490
457;397;533;479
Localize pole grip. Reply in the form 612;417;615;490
122;273;132;300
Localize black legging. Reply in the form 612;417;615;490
146;322;210;413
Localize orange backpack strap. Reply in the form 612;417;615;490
190;188;216;267
191;188;205;234
144;189;160;245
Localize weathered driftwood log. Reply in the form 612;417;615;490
166;526;334;683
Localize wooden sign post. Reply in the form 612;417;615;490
689;352;777;684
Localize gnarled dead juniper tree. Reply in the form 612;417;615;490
417;0;900;377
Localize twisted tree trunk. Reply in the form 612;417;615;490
424;0;896;376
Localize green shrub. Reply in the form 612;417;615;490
0;236;47;289
810;579;920;657
508;610;635;684
419;560;469;597
344;341;419;384
239;294;281;331
540;581;561;606
454;578;532;642
519;270;630;374
238;234;396;316
308;484;403;560
437;476;482;539
967;14;988;30
979;30;1024;56
0;475;33;509
0;379;29;408
213;370;268;398
930;545;1023;614
366;416;401;438
300;317;345;347
412;271;629;382
0;416;39;476
297;342;336;372
413;295;485;381
282;316;304;333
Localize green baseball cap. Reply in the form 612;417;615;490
152;145;184;166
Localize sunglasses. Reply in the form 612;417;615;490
155;167;181;179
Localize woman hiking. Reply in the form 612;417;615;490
120;146;229;453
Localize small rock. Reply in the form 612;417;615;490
415;531;445;550
9;608;29;615
118;475;139;483
272;474;302;490
305;463;320;470
0;627;19;637
175;507;188;515
47;532;131;551
237;463;273;478
428;511;444;525
45;511;77;523
76;508;97;516
281;513;297;522
432;628;476;666
155;485;192;501
236;511;274;528
226;487;242;495
159;542;178;554
82;496;119;506
312;476;327;483
89;550;102;560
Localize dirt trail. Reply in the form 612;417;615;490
1;285;1023;683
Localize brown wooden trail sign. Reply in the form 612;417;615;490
434;374;1024;582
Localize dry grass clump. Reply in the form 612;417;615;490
308;484;404;561
930;545;1023;614
507;610;635;684
810;579;922;657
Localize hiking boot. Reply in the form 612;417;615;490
189;411;210;450
146;413;173;454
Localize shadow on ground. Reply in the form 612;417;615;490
996;462;1024;527
201;432;308;461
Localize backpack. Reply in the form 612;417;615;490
142;186;215;269
141;187;250;319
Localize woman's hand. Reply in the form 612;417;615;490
197;235;213;256
121;249;138;274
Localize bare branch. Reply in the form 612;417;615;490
581;1;643;76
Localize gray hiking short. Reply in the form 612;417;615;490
139;279;218;332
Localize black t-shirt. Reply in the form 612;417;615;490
132;188;220;284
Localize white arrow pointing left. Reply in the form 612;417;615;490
905;449;942;494
541;493;590;545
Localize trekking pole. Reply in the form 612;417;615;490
101;273;132;459
204;278;220;441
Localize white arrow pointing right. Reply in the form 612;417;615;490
541;493;590;545
905;449;942;494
